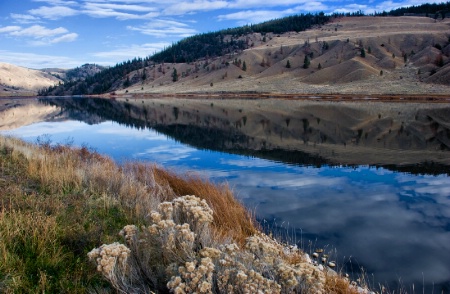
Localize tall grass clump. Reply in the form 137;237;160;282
152;168;257;244
0;135;373;293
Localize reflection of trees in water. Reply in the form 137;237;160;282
39;97;450;175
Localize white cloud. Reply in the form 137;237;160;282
92;42;169;60
82;3;159;20
0;50;83;69
29;5;78;20
217;2;328;24
32;0;78;5
218;10;288;24
85;3;158;13
228;0;311;9
82;2;159;20
0;25;77;46
163;1;228;15
0;26;22;33
9;25;68;38
293;2;328;12
10;13;42;24
127;20;197;37
50;32;79;43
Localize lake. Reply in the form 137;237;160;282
1;96;449;293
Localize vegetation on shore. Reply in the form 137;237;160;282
0;135;370;293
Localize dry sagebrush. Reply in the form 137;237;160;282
88;195;342;294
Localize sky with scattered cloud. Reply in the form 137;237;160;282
0;0;442;68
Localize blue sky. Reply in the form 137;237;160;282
0;0;439;69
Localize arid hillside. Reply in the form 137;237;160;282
120;16;450;95
0;62;62;96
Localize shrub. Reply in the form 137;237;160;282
88;196;335;293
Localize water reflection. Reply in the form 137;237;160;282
1;97;450;292
38;96;450;174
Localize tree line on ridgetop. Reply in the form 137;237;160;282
38;1;450;97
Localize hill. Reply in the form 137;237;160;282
42;64;107;82
38;2;450;96
0;63;107;97
0;62;62;96
44;17;450;97
120;16;450;95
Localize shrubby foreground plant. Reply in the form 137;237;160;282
89;195;333;293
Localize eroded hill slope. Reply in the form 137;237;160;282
120;17;450;95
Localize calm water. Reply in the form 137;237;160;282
1;97;449;292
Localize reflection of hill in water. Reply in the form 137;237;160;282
0;99;62;130
41;97;450;175
0;98;105;130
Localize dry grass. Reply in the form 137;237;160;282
0;135;371;293
325;274;361;294
153;167;258;244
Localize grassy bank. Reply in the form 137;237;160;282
0;135;365;293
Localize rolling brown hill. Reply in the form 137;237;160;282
120;16;450;95
0;62;62;96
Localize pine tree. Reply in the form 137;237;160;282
123;76;130;88
286;60;291;68
360;48;366;58
303;55;310;69
242;61;247;71
172;68;178;82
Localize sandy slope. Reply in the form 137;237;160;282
0;62;61;96
121;16;450;95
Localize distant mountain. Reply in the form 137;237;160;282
41;63;107;82
65;64;107;81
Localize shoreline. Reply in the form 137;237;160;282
2;92;450;104
100;92;450;103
